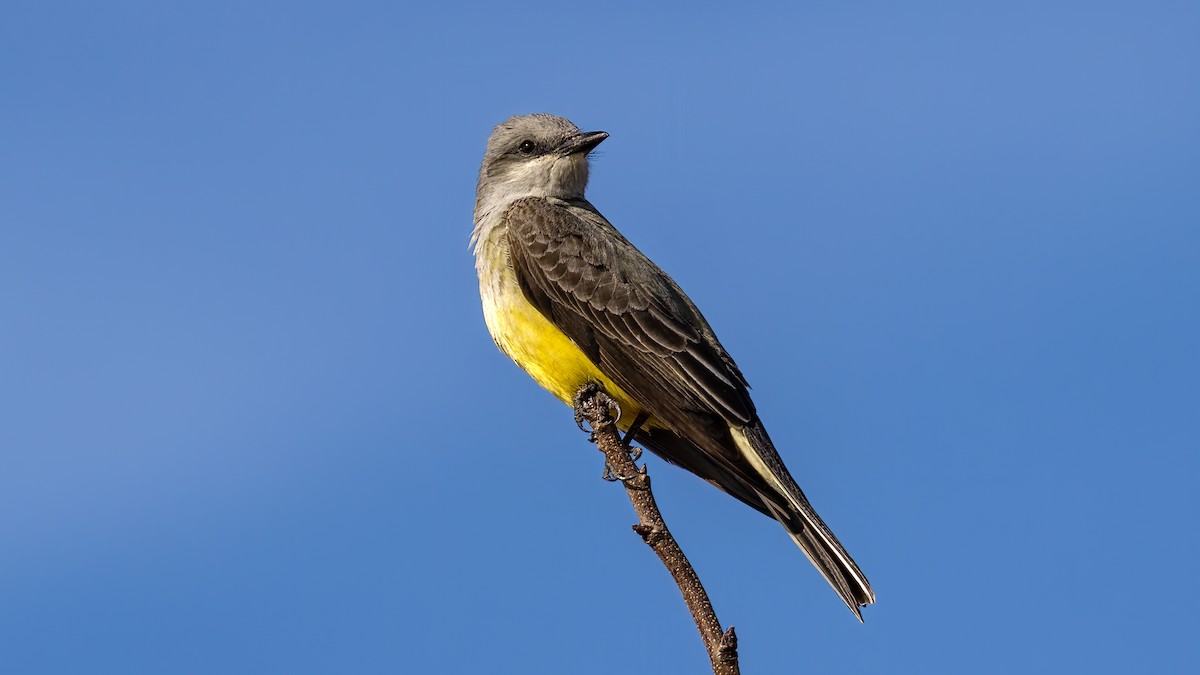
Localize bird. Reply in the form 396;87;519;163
471;113;874;619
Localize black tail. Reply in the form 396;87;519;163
757;484;875;620
737;422;874;620
633;418;874;619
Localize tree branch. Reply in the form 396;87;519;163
573;383;740;675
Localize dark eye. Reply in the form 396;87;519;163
518;140;535;154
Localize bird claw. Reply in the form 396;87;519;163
603;397;622;428
574;407;591;433
573;383;622;433
576;383;641;482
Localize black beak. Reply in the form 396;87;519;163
560;131;608;156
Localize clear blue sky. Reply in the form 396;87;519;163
2;2;1197;673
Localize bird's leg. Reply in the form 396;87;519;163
622;410;650;461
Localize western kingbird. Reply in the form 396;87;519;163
472;113;874;619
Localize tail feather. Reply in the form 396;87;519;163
757;489;875;621
633;418;874;619
734;425;875;620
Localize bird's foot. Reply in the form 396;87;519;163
573;383;621;433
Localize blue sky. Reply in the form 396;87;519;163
2;2;1197;673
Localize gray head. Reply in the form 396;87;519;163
474;114;608;220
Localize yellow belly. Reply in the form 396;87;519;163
478;244;648;431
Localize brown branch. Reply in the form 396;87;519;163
573;383;740;675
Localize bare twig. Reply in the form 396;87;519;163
573;383;741;675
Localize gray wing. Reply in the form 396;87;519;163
503;196;755;428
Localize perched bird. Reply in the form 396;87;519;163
471;113;874;619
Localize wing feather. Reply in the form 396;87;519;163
504;197;754;426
